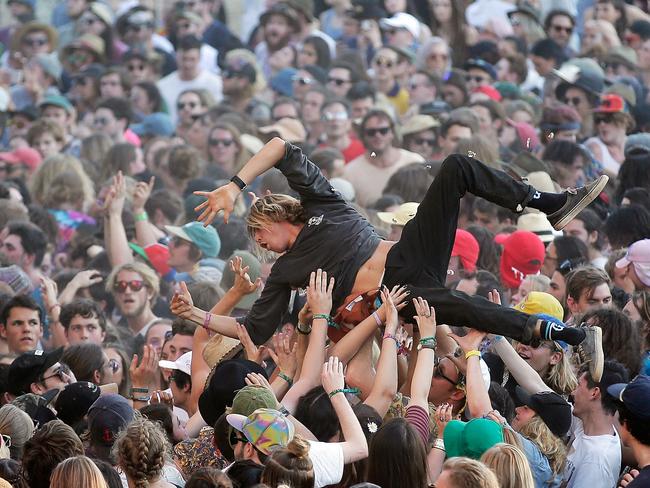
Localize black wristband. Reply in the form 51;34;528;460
230;175;247;191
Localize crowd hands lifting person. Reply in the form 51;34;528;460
3;0;650;487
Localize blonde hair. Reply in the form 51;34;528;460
481;443;535;488
544;346;578;395
246;194;307;237
29;154;95;210
113;418;170;488
518;415;567;476
50;455;108;488
106;261;160;303
440;457;500;488
261;435;314;488
0;404;34;460
522;274;551;292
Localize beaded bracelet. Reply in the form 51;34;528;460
313;313;340;330
419;336;437;346
278;372;293;386
383;333;400;346
328;387;360;398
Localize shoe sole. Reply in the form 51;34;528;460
590;326;604;383
552;175;609;231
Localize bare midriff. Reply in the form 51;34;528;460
350;240;396;296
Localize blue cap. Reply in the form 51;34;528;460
87;394;134;446
131;112;174;137
464;58;497;80
270;68;297;97
38;94;74;114
607;375;650;420
165;222;221;258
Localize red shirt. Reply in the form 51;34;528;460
342;138;365;162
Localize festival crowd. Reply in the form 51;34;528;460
0;0;649;486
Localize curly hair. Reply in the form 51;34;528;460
518;415;567;476
113;418;170;488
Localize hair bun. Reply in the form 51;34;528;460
286;436;310;459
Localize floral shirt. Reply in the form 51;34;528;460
173;427;228;479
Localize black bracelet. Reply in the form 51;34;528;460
230;175;247;191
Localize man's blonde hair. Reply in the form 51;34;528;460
246;194;307;237
106;262;160;303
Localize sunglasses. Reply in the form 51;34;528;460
433;357;458;387
229;430;248;448
414;137;436;146
113;280;145;293
465;75;487;83
177;101;199;110
528;337;561;350
595;114;616;125
41;365;70;383
127;62;146;72
209;138;234;147
170;236;191;247
82;16;101;25
563;96;583;107
292;76;314;85
373;58;395;68
223;69;243;79
23;37;48;47
551;24;573;33
364;127;391;137
94;116;111;126
328;77;349;86
323;111;348;121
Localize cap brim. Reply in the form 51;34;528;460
606;383;627;401
515;385;535;409
377;211;397;224
165;225;192;243
226;413;247;433
615;256;631;269
158;360;181;370
130;123;146;135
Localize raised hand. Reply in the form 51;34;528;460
268;330;297;380
236;323;267;364
230;255;262;295
413;297;436;338
104;171;126;216
306;269;335;315
130;345;159;391
132;176;155;211
194;181;240;226
488;289;502;306
379;285;409;333
321;356;345;395
170;281;194;320
448;328;486;354
435;402;454;436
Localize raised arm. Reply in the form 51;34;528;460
104;171;133;267
449;328;492;418
195;137;287;225
132;176;165;248
407;298;437;410
492;336;551;394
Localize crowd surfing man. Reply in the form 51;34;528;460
172;136;607;380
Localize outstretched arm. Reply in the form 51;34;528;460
195;137;286;225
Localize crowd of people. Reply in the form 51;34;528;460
0;0;650;486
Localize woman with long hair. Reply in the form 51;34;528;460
176;89;216;141
205;122;249;179
76;3;125;63
101;143;146;181
260;436;314;488
481;443;535;488
50;455;108;488
297;36;332;70
624;290;650;374
113;418;176;488
131;82;166;118
428;0;476;66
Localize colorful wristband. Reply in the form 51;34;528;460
383;333;399;346
465;350;481;360
372;311;382;327
328;387;360;398
313;313;339;330
419;336;437;346
135;211;148;222
278;372;293;386
203;311;212;330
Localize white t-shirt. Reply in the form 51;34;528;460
564;418;621;488
308;440;345;488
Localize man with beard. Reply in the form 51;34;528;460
255;3;300;80
221;59;270;122
106;262;160;354
343;109;423;206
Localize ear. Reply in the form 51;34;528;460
566;296;578;314
30;382;45;395
0;325;6;340
93;369;102;385
588;230;598;246
100;330;106;343
450;389;466;403
592;386;602;401
548;350;563;366
2;392;13;404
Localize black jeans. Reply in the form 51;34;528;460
383;154;540;343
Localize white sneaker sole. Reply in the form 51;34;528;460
552;175;609;231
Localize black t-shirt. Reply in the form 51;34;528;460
238;143;382;344
628;465;650;487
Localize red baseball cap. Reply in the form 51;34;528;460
472;85;502;102
452;229;480;273
499;230;545;289
0;147;42;171
594;93;627;113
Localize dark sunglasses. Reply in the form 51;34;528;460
433;357;458;387
41;364;71;383
106;358;120;374
229;430;248;448
551;24;573;33
373;58;395;68
595;114;616;125
113;280;145;293
364;127;391;137
209;138;234;147
22;37;48;47
465;75;487;83
177;101;198;110
528;337;561;350
414;137;436;146
222;69;243;79
563;96;583;107
328;77;349;86
127;62;146;72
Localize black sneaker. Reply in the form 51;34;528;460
576;325;604;382
547;175;609;231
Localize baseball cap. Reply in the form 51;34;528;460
607;375;650;420
615;239;650;286
624;133;650;156
499;230;545;289
165;222;221;258
11;392;57;426
198;359;267;427
444;418;504;459
270;68;297;97
594;93;627;113
87;394;134;446
159;351;192;375
223;63;257;84
8;348;64;396
513;292;564;321
517;213;557;244
515;386;572;437
55;381;101;426
380;12;420;38
452;229;480;273
131;113;174;138
464;58;497;80
377;202;419;226
227;408;295;455
219;251;262;310
38;94;74;114
231;385;279;417
0;147;42;172
259;118;307;143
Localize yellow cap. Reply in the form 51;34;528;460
513;291;563;321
